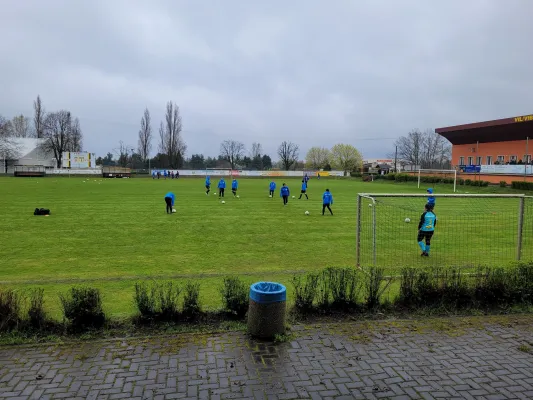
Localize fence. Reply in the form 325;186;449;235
356;193;533;268
150;169;346;177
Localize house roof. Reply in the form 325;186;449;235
435;114;533;145
7;138;46;158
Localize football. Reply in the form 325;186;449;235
405;218;410;223
172;209;176;213
305;211;310;215
221;201;225;204
368;203;373;207
292;196;295;198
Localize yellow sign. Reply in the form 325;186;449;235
515;115;533;123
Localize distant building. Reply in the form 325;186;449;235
1;138;55;174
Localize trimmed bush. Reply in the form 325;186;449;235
134;281;180;321
60;286;105;331
465;179;472;185
159;282;181;320
0;289;22;332
500;181;507;188
292;272;320;311
365;267;391;309
440;268;471;308
511;181;533;191
328;268;360;309
220;277;248;317
474;267;512;306
28;288;46;329
183;282;201;317
134;282;158;319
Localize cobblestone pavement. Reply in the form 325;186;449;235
2;315;533;399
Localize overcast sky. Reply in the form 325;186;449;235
1;0;532;160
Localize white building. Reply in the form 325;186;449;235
1;138;56;174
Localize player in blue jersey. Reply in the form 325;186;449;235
322;188;333;215
231;178;238;197
164;192;175;214
418;203;437;256
280;183;290;206
269;181;276;197
427;188;435;208
298;180;309;199
218;178;226;198
205;176;211;195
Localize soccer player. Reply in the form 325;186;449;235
298;180;309;199
418;203;437;257
427;188;435;208
304;173;310;187
269;181;276;197
218;178;226;198
322;188;333;215
280;183;290;206
164;192;175;214
205;176;211;195
231;178;238;196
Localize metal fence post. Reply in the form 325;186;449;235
356;194;361;267
517;196;525;260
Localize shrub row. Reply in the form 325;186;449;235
379;173;490;187
511;181;533;191
0;277;249;333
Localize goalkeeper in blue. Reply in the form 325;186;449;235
418;203;437;257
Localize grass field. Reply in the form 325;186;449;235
0;175;531;318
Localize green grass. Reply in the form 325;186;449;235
0;176;531;318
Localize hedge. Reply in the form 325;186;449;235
377;173;489;187
511;181;533;191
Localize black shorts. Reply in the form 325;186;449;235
206;185;210;189
417;230;434;243
165;197;172;206
232;188;237;191
301;190;306;193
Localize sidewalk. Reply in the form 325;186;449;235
1;315;533;399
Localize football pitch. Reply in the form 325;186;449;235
0;176;530;318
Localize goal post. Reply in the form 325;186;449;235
356;193;533;268
417;169;457;193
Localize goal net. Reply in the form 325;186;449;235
417;169;457;193
356;193;533;269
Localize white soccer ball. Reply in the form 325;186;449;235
405;218;410;223
368;203;373;207
269;195;272;198
236;195;240;198
213;192;217;195
292;196;295;198
172;209;176;213
221;201;225;204
305;211;310;215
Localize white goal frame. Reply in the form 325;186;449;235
356;193;529;267
417;169;457;193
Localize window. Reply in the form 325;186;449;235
486;156;493;165
467;156;473;165
510;155;517;163
459;156;465;165
525;154;532;163
497;155;505;163
476;156;482;165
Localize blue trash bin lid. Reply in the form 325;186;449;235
250;282;286;304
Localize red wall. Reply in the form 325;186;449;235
453;140;531;165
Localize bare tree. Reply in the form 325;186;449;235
117;140;130;167
394;129;451;169
138;108;152;163
33;95;45;138
0;115;21;162
158;101;186;168
251;142;262;159
277;141;299;170
10;115;32;137
220;140;245;169
41;111;72;168
67;117;82;152
0;115;13;137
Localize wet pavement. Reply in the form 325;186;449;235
1;315;533;399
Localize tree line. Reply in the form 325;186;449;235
391;129;452;169
0;95;83;167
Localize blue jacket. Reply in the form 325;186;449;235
427;188;435;205
232;180;238;189
323;191;333;205
280;186;290;197
301;182;307;191
164;192;175;206
419;210;437;232
269;181;276;190
205;177;210;186
218;179;226;189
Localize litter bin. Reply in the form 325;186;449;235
247;282;286;339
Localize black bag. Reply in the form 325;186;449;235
34;208;51;216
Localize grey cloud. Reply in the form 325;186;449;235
1;0;532;159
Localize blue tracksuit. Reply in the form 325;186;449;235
301;182;307;191
323;191;333;205
218;179;226;189
205;176;210;187
280;186;290;197
269;182;276;191
164;192;175;206
427;188;435;207
232;180;238;190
